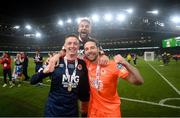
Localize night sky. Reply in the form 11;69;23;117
0;0;179;19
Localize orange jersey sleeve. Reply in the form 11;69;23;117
114;63;129;79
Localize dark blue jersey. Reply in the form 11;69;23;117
14;59;23;75
31;57;90;117
33;54;43;65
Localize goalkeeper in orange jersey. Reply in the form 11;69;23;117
83;39;144;117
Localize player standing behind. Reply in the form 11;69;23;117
12;53;24;87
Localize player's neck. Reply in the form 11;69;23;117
91;56;100;64
65;54;77;61
79;35;89;42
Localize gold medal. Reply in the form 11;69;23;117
68;83;72;92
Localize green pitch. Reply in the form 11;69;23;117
0;57;180;117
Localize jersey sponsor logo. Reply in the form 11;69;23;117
77;64;82;70
62;74;80;88
89;77;103;91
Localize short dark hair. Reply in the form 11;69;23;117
79;18;91;25
84;38;100;48
64;33;79;42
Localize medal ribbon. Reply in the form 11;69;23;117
64;56;78;90
95;64;101;90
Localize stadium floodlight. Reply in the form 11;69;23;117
160;23;165;27
25;25;32;30
171;16;180;23
35;32;41;38
126;8;133;14
76;17;82;24
116;14;126;22
58;20;63;26
91;14;99;22
151;10;159;14
67;18;72;24
147;10;159;15
13;25;20;29
104;13;113;22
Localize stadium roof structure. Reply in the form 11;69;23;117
0;0;180;21
0;0;180;52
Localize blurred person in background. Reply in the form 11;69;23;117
21;52;29;81
127;53;132;63
0;52;13;87
12;53;24;87
132;53;137;66
33;50;43;85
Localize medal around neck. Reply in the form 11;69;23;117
68;83;72;92
64;57;78;92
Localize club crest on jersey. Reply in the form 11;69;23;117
101;69;106;75
77;64;82;70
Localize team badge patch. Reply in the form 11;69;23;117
77;64;82;70
117;63;123;69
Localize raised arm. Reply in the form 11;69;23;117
44;49;65;73
114;54;144;85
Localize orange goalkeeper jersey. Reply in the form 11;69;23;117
85;60;129;117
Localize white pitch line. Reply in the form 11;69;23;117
2;78;180;109
121;97;180;109
23;81;50;87
25;80;180;109
159;98;180;104
147;62;180;95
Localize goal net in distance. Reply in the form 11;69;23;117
144;51;154;61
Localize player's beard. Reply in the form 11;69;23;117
80;32;89;40
86;52;99;62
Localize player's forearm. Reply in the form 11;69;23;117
30;71;49;85
47;53;61;72
125;62;144;85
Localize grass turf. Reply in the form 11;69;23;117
0;57;180;117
